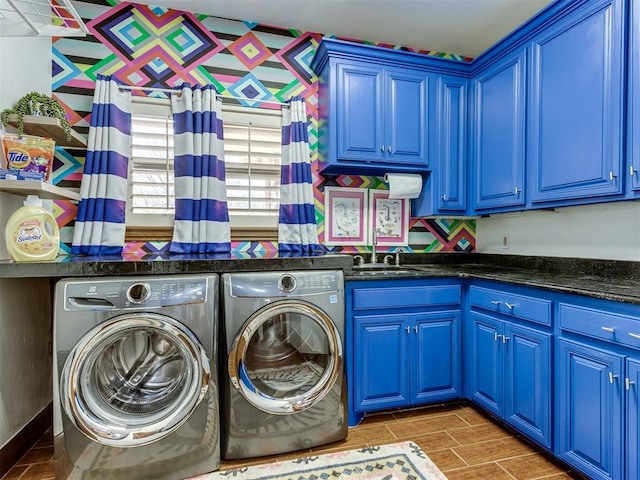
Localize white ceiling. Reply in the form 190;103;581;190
134;0;556;58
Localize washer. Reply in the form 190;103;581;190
221;270;347;460
53;275;220;480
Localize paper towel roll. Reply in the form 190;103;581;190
384;173;423;199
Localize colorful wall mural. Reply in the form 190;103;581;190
51;0;476;257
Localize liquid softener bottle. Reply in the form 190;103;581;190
5;195;60;262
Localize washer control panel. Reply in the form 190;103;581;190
65;277;209;310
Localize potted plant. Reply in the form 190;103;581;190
1;92;72;142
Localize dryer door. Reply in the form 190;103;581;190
228;299;342;415
60;312;210;447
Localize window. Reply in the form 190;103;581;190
126;98;282;239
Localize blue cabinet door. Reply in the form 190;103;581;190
472;49;526;211
469;312;503;416
627;359;640;480
504;323;552;448
529;0;625;203
353;314;410;412
436;77;467;211
412;311;461;403
336;62;385;163
629;0;640;192
557;338;623;480
385;68;428;167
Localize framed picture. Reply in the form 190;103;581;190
369;189;409;246
324;187;368;246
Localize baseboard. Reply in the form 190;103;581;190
0;402;53;478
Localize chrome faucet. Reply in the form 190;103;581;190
383;254;394;266
370;238;377;264
353;255;365;267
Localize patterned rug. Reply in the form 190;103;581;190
192;441;447;479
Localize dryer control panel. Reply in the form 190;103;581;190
227;270;342;298
64;277;209;310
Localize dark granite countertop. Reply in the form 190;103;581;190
0;251;637;305
345;254;640;305
0;252;354;278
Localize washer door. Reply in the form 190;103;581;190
60;312;210;447
228;299;342;415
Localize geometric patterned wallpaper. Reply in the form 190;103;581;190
51;0;475;257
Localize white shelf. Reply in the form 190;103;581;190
0;180;80;201
4;114;86;148
0;0;88;37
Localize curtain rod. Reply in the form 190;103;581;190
118;85;289;106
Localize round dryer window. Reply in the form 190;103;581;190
60;313;210;447
228;299;342;415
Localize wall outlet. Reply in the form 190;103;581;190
501;234;510;250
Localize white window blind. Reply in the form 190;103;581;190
126;99;281;228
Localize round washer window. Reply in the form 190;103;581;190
61;313;210;447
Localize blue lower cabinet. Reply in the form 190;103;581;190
352;310;461;424
468;311;552;448
628;359;640;480
557;338;624;480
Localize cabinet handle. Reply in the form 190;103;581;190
609;372;619;384
413;325;418;333
441;194;447;201
609;171;617;181
629;333;640;340
601;326;615;333
405;326;410;334
631;166;637;176
502;335;510;344
387;145;392;153
491;300;501;305
514;187;520;195
381;145;385;152
626;378;636;390
504;302;514;310
494;332;502;342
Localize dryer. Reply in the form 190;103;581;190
53;275;220;480
221;270;347;460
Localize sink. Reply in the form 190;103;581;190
349;267;421;276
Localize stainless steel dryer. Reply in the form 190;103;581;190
221;270;347;460
53;275;220;480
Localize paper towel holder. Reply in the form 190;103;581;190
383;172;424;199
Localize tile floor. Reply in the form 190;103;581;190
1;402;589;480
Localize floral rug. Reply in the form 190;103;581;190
192;441;447;480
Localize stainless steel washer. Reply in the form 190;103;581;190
53;275;220;479
221;270;347;460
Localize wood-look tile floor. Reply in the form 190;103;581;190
2;403;589;480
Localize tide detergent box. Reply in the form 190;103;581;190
1;134;55;182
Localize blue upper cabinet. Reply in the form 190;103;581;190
335;63;385;163
312;38;470;176
412;75;468;216
628;0;640;193
471;49;526;212
336;63;428;166
528;0;626;204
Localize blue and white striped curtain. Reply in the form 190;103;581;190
72;74;131;256
169;83;231;254
278;96;320;254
